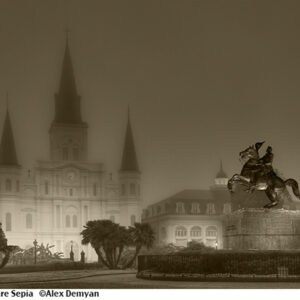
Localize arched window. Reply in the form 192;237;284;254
26;213;32;229
45;181;49;195
66;215;71;228
130;215;136;226
72;215;77;227
130;183;136;195
5;179;11;192
175;226;187;237
5;213;11;231
69;188;73;197
93;183;97;196
206;226;217;237
16;180;20;192
190;226;202;237
62;147;68;160
73;148;79;160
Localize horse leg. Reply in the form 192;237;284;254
264;186;279;209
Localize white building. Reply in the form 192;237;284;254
0;38;141;262
142;162;231;249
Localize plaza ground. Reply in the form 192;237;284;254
1;270;300;288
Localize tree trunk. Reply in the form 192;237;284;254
122;245;141;269
95;248;110;269
116;246;124;266
0;250;10;269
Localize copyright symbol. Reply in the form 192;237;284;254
39;290;46;297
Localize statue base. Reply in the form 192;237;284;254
223;208;300;250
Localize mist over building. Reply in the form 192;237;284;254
0;38;141;261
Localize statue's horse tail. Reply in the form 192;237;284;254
285;178;300;199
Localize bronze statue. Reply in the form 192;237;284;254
228;142;300;208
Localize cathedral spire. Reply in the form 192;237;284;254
54;34;82;124
0;106;19;167
120;107;140;172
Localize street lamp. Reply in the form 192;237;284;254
33;239;38;264
70;240;74;261
215;240;218;250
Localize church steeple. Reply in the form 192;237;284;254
54;36;82;124
120;107;140;173
49;36;88;162
0;108;19;167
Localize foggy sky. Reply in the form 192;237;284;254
0;0;300;207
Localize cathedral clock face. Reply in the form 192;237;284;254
65;170;77;183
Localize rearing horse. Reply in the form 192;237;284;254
227;144;300;208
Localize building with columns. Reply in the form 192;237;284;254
142;162;231;249
0;38;141;261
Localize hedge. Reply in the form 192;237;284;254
138;250;300;276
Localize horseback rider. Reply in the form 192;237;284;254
258;146;274;175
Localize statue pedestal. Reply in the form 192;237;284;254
223;209;300;250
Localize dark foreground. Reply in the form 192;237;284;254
1;270;300;288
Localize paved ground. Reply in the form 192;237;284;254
1;270;300;288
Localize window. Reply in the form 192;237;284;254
83;177;87;196
16;180;20;192
175;226;187;237
73;148;79;160
5;213;11;231
93;183;97;196
206;203;216;215
56;205;61;228
5;179;11;192
121;184;126;196
72;215;77;227
62;147;68;160
190;226;202;237
157;206;161;214
69;188;73;197
83;205;88;224
66;215;71;228
130;215;136;226
110;215;115;222
26;213;32;229
176;202;185;214
45;181;49;195
223;203;231;214
206;226;217;237
191;202;201;214
130;183;136;195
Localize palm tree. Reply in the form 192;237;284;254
81;220;131;269
123;222;155;269
0;222;16;269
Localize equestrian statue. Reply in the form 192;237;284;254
227;142;300;208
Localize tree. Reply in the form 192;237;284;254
0;222;17;269
122;222;155;269
81;220;131;269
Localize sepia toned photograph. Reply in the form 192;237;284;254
1;0;300;292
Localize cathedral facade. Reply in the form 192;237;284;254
0;39;141;262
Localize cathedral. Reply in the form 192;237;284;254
0;38;142;262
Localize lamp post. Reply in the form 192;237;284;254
70;240;74;261
215;240;218;250
33;239;38;264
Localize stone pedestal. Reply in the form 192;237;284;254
223;209;300;250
